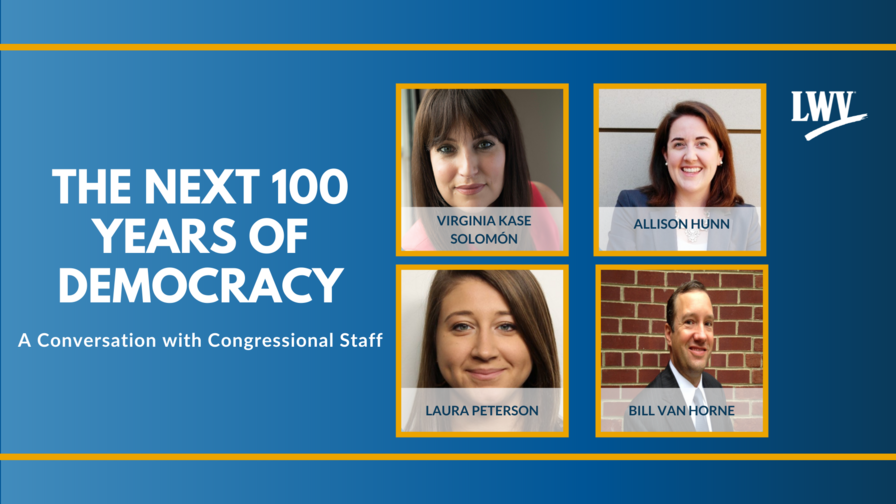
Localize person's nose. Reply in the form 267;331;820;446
471;329;498;361
457;148;479;178
683;144;699;163
693;324;708;344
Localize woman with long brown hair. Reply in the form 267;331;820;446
402;90;562;251
404;270;562;432
607;101;760;251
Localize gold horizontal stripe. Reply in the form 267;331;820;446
0;453;893;461
0;44;895;51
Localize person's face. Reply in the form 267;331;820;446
663;115;723;202
436;277;532;388
429;126;505;207
664;290;715;384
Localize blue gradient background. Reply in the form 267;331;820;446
1;0;894;44
3;2;896;501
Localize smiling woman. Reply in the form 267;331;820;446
431;274;537;390
403;270;563;433
606;100;761;252
429;127;507;208
401;89;562;252
412;90;535;209
643;102;739;208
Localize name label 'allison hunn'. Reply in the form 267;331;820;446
633;219;730;230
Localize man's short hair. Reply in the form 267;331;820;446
666;280;710;326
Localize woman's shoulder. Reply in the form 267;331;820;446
615;188;650;207
401;219;435;251
530;181;563;207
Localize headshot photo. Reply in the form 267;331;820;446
598;267;766;435
595;86;765;254
398;267;566;435
397;86;567;254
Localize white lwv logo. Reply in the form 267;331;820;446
792;91;867;141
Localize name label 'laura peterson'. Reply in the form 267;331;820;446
426;405;539;417
633;219;730;230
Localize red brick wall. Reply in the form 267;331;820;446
600;269;764;387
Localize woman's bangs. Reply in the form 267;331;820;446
424;91;504;148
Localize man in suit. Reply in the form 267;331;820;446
624;280;734;432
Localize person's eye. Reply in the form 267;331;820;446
698;141;709;147
705;321;713;327
451;323;472;332
673;141;684;148
436;145;456;154
477;140;494;150
684;319;695;325
497;323;517;332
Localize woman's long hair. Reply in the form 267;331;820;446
641;101;745;207
411;89;532;208
404;270;561;432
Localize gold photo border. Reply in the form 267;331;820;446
595;264;769;437
396;264;570;437
593;83;767;257
396;83;569;257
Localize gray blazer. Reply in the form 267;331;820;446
607;189;761;251
624;364;735;432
